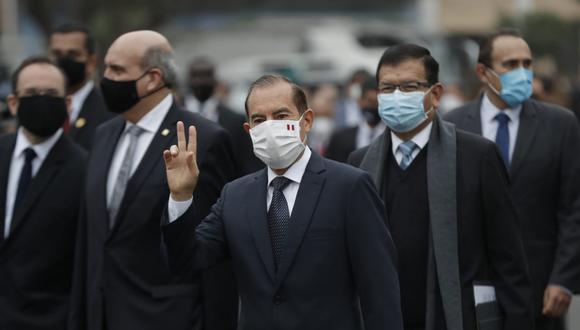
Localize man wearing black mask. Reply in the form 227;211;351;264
49;23;112;150
68;30;236;330
185;57;262;176
0;57;87;329
326;77;385;163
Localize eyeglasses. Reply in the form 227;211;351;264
16;88;63;98
379;81;432;94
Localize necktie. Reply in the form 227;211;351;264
13;148;37;218
268;176;291;271
494;113;510;168
398;140;418;170
108;125;145;228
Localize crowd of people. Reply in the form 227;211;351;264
0;22;578;330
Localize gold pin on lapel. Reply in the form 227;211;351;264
75;118;87;129
161;128;170;136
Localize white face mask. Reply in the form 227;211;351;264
249;113;307;170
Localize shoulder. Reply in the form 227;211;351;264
322;156;370;184
455;128;494;150
527;99;577;123
0;133;16;147
443;99;479;122
347;145;371;167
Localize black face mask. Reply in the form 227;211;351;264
17;95;67;137
361;107;381;127
57;57;86;88
190;83;215;104
100;71;166;114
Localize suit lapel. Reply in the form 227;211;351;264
68;87;97;139
0;135;16;229
8;135;68;239
247;169;275;282
275;152;326;289
108;104;178;236
510;101;537;176
463;95;483;135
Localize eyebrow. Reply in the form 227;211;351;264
249;107;293;120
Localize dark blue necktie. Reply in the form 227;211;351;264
13;148;37;217
494;113;510;168
268;176;291;271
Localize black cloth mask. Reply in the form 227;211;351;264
17;95;67;137
190;83;215;104
57;57;86;88
100;71;166;114
361;107;381;127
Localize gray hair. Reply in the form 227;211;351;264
140;46;178;88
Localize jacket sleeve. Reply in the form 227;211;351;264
345;172;403;330
481;143;534;330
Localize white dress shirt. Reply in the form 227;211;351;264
390;122;432;166
356;121;386;149
106;95;173;208
168;147;312;222
184;95;219;123
70;80;94;123
480;93;522;162
4;128;63;238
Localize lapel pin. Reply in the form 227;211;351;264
75;118;87;129
161;128;170;136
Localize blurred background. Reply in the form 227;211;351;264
1;0;580;325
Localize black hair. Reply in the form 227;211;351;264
375;43;439;85
477;28;523;67
50;23;96;55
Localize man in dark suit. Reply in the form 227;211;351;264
348;44;533;330
326;76;385;163
49;23;113;150
68;31;235;330
162;74;403;330
0;57;87;329
185;57;262;176
444;29;580;330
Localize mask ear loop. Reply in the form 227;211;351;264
137;69;169;100
485;68;503;96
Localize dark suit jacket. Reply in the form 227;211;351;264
217;104;262;176
325;126;358;163
444;97;580;316
348;118;533;330
0;133;87;330
67;87;114;151
68;101;236;330
163;151;403;330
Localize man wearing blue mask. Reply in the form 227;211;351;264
349;43;533;330
445;28;580;330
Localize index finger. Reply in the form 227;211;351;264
187;125;197;154
176;121;186;151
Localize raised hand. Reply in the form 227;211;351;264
163;121;199;201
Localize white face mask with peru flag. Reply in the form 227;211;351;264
249;113;307;170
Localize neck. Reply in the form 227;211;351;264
123;88;170;124
272;149;305;175
393;115;434;142
485;88;509;110
22;128;50;145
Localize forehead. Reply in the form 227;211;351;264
17;63;65;92
104;42;142;69
247;82;298;116
377;58;426;83
50;32;87;49
491;36;532;62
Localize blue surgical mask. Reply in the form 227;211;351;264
488;67;533;108
378;89;433;133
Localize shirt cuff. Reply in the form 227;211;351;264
167;196;193;223
550;284;573;297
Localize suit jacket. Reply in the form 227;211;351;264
217;104;262;176
444;97;580;315
325;126;358;163
68;102;236;330
0;133;87;330
348;117;533;330
67;87;114;151
163;151;403;330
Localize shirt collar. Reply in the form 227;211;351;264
267;147;312;187
125;94;173;134
70;80;94;122
481;93;522;124
390;121;433;155
13;128;63;163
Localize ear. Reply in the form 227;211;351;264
146;68;164;91
426;83;444;110
300;109;315;134
7;94;18;117
475;63;489;84
243;122;251;134
86;54;98;76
